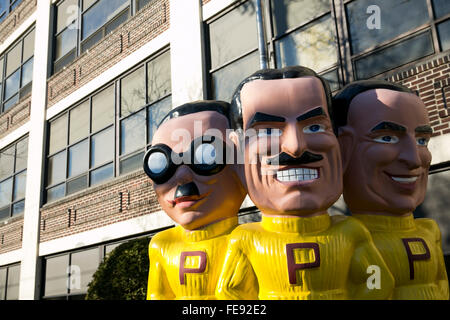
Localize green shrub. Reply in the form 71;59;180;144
86;237;150;300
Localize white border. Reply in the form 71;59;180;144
0;12;36;55
0;249;22;266
202;0;236;21
0;121;29;149
39;210;174;256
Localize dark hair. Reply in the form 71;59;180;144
332;79;414;129
229;65;334;132
158;100;231;128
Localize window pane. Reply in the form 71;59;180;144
0;58;3;82
68;140;89;178
91;126;114;167
104;7;129;36
0;146;15;181
433;0;450;19
209;0;258;69
23;29;35;62
69;101;90;144
83;0;97;11
47;184;65;202
67;174;87;195
212;51;259;101
55;27;77;60
6;42;22;77
0;206;9;220
15;138;28;172
120;110;146;155
3;95;18;111
354;31;434;79
82;0;128;39
120;67;146;117
4;70;20;100
12;200;24;216
148;96;171;142
147;51;171;104
48;151;66;186
321;69;340;92
80;29;103;53
49;114;68;155
275;14;337;72
70;248;100;294
120;151;144;175
437;19;450;51
0;268;6;300
13;171;26;201
54;49;76;74
57;0;78;33
6;265;20;300
45;255;69;297
90;163;113;186
271;0;330;36
346;0;429;54
0;178;13;208
21;58;33;87
92;85;114;133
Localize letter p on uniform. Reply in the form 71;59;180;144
179;251;207;285
286;243;320;285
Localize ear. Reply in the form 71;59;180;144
337;126;355;174
228;129;247;191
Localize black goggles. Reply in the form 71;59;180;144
143;136;228;185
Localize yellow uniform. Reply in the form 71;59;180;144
216;214;394;300
354;214;449;300
147;217;237;300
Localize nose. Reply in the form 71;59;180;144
280;122;305;158
171;165;195;185
398;136;422;170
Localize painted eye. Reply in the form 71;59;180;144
303;124;325;133
147;152;168;174
416;137;429;146
257;128;282;137
194;143;217;165
373;135;399;144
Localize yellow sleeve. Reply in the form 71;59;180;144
147;238;175;300
348;221;395;300
216;232;259;300
428;220;449;300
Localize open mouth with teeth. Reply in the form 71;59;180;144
275;167;319;182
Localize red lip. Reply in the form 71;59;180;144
167;192;210;208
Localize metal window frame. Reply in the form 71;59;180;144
0;262;21;301
0;26;35;114
45;47;171;204
0;135;28;222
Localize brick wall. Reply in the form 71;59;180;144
0;94;31;140
47;0;170;108
386;52;450;137
39;170;161;243
0;216;23;255
0;0;37;45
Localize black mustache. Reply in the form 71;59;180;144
266;151;323;166
174;182;200;199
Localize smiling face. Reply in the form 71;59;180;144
339;89;432;215
150;111;246;230
239;77;342;216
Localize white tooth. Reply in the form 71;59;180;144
295;169;301;175
283;171;289;177
392;176;418;183
306;174;311;180
305;169;310;174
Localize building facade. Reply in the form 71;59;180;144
0;0;449;300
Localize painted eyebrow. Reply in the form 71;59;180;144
415;125;433;134
248;112;285;127
296;107;326;122
370;121;407;133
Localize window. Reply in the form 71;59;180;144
0;136;28;221
207;0;340;100
0;0;22;23
41;236;148;300
53;0;153;74
345;0;449;79
46;50;171;203
0;264;20;300
0;27;34;113
43;249;100;300
208;0;260;101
